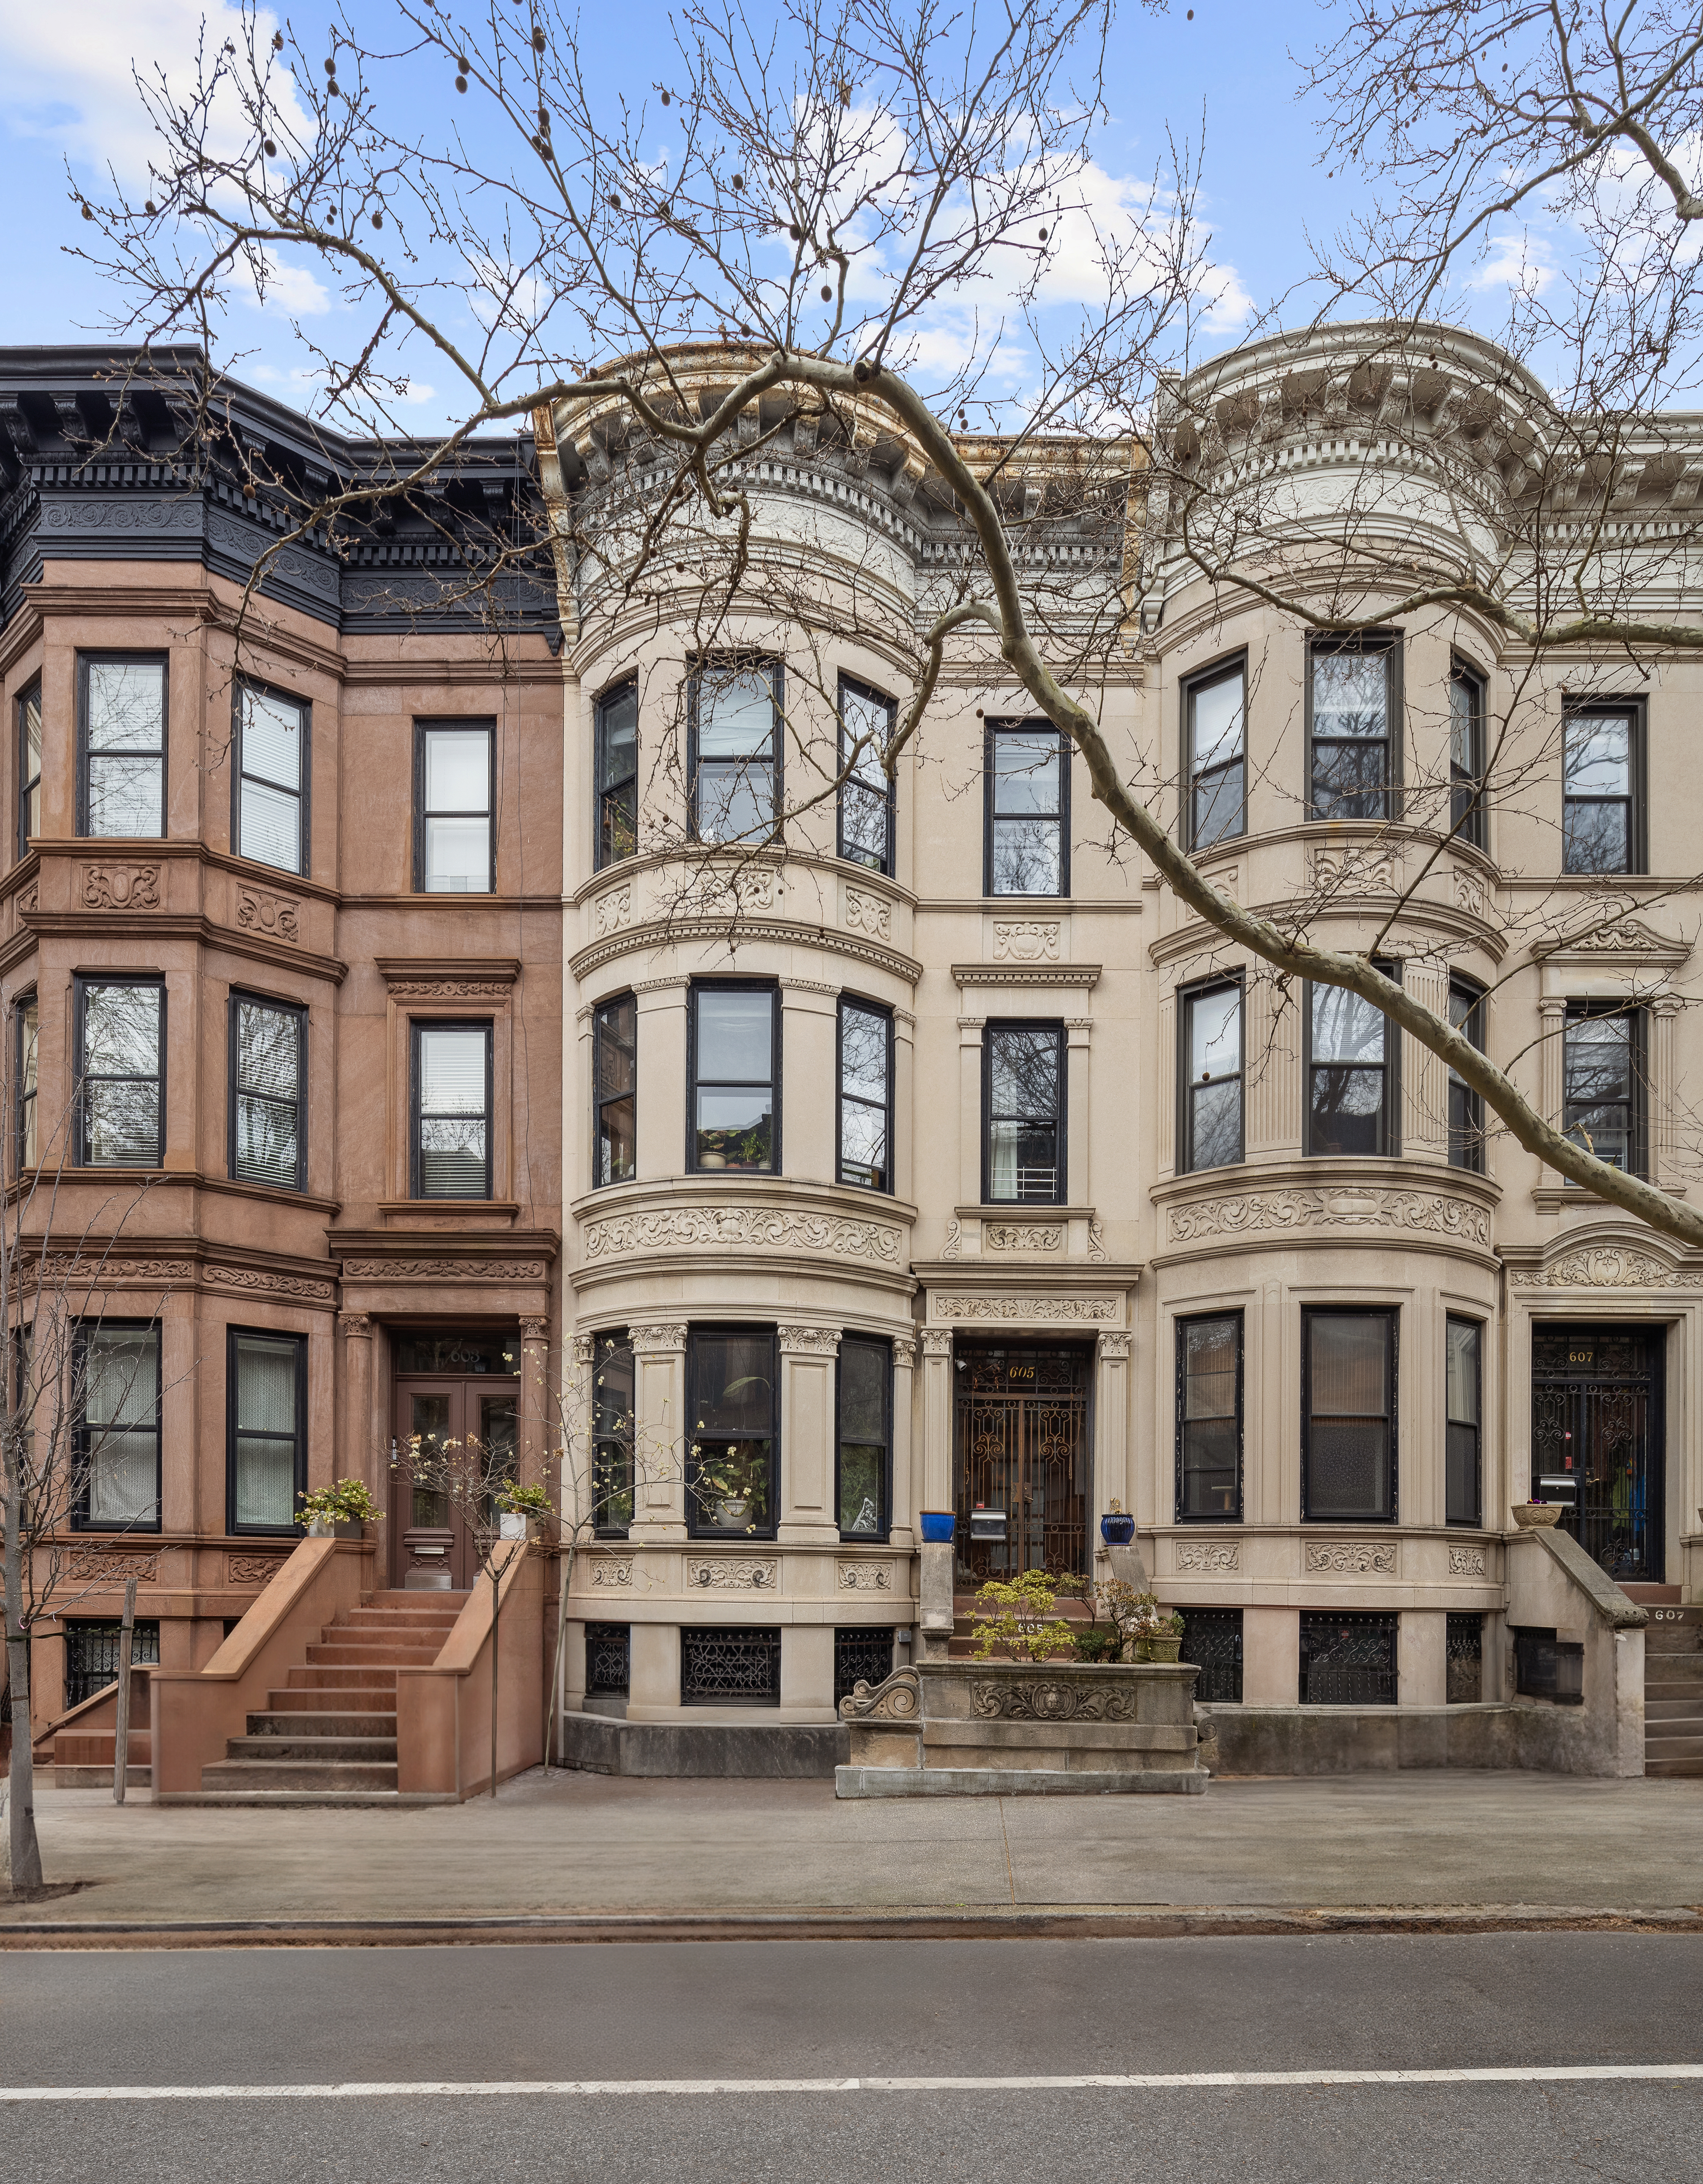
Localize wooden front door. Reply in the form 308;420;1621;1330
390;1374;520;1590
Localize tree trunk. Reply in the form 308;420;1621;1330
489;1562;500;1798
3;1478;44;1892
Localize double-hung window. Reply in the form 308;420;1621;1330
690;660;780;844
1445;1316;1482;1527
839;677;896;873
228;1329;306;1532
590;1329;635;1536
15;992;36;1170
1449;660;1487;848
234;681;308;873
837;1335;891;1540
17;679;41;857
1448;977;1486;1173
1180;979;1243;1171
690;984;778;1174
1302;1308;1396;1523
594;679;638;868
1563;1002;1644;1175
1563;706;1643;875
76;978;164;1167
229;994;306;1190
79;655;166;836
593;994;637;1187
986;722;1069;895
687;1327;777;1538
983;1023;1064;1204
1184;658;1246;850
76;1323;162;1529
1307;969;1399;1157
1176;1313;1242;1521
415;722;494;892
837;996;892;1192
411;1021;493;1198
1309;639;1398;821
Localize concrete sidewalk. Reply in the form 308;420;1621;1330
4;1768;1703;1935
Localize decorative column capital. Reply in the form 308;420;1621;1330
520;1315;549;1344
337;1312;372;1340
920;1328;954;1359
631;1321;689;1352
1096;1330;1132;1362
1537;994;1569;1018
778;1323;841;1357
893;1335;918;1369
572;1332;597;1367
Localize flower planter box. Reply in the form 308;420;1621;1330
836;1657;1207;1797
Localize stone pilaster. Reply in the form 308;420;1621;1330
890;1334;917;1546
629;1320;688;1544
777;1323;841;1546
336;1312;376;1498
920;1326;955;1515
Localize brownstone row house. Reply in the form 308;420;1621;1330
0;346;562;1732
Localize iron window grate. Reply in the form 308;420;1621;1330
1299;1611;1397;1706
681;1626;781;1706
63;1619;160;1710
1446;1611;1483;1705
834;1627;894;1705
585;1622;630;1697
1179;1608;1243;1703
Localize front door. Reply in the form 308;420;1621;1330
389;1329;521;1590
1531;1325;1665;1584
953;1345;1091;1584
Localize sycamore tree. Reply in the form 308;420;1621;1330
68;0;1703;1248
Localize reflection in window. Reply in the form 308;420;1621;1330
1308;974;1396;1157
1310;646;1392;821
688;1327;777;1537
1449;665;1486;847
595;679;638;867
837;998;891;1191
236;683;307;874
418;725;493;892
839;678;895;873
16;993;36;1170
1563;1003;1642;1174
230;1330;304;1530
1303;1309;1395;1522
78;1324;162;1527
1177;1313;1242;1520
1563;713;1636;875
984;1024;1064;1203
987;724;1067;895
81;658;166;837
1448;979;1485;1173
411;1022;492;1198
591;1330;635;1536
232;996;305;1190
78;981;164;1167
17;680;41;857
1182;981;1242;1171
593;994;636;1186
1445;1317;1481;1527
1187;663;1245;849
837;1336;890;1538
691;662;779;845
690;986;776;1173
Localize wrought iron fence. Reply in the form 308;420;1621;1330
834;1627;894;1705
1446;1611;1483;1704
1179;1608;1243;1702
63;1619;160;1710
680;1626;781;1706
585;1622;630;1697
1299;1611;1397;1706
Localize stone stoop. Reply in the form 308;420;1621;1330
945;1592;1096;1660
1641;1600;1703;1778
194;1591;468;1805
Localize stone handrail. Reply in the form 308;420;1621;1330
395;1536;544;1798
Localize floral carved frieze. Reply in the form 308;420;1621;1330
1175;1541;1239;1572
837;1561;895;1591
1448;1547;1488;1576
1304;1542;1396;1575
992;920;1061;963
583;1205;903;1265
1311;846;1399;894
934;1295;1121;1323
592;884;632;938
971;1677;1137;1722
778;1325;842;1356
589;1557;634;1587
207;1266;336;1304
983;1224;1064;1253
1169;1189;1490;1249
339;1259;548;1281
844;888;892;941
1510;1248;1692;1289
66;1551;159;1583
236;886;301;943
687;1558;779;1589
81;863;160;911
384;981;512;1001
227;1554;287;1587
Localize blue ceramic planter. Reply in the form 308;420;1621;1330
919;1511;956;1544
1100;1512;1137;1545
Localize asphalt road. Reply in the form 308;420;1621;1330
4;1933;1702;2181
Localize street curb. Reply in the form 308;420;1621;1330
1;1905;1700;1948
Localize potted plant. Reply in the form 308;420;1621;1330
296;1478;383;1538
1100;1506;1137;1546
494;1481;552;1540
969;1568;1077;1660
1511;1499;1562;1529
1143;1610;1187;1664
919;1511;956;1543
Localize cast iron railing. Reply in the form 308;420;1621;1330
680;1625;781;1706
834;1627;894;1705
585;1622;630;1697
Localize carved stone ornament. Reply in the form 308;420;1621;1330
778;1324;842;1356
66;1550;159;1583
82;863;160;911
1311;846;1399;894
520;1315;549;1344
630;1322;690;1350
934;1294;1121;1323
920;1328;955;1358
1175;1540;1239;1572
338;1312;373;1338
687;1558;779;1589
1097;1330;1133;1362
236;885;301;943
589;1556;634;1587
384;981;512;1001
15;882;38;919
339;1259;548;1281
1511;1247;1692;1290
1448;1546;1487;1576
838;1666;921;1720
1304;1541;1396;1575
1088;1216;1108;1265
593;884;633;938
983;1224;1063;1253
992;920;1062;963
940;1218;962;1261
584;1205;902;1266
893;1336;918;1369
837;1560;895;1591
844;888;892;941
971;1676;1137;1722
207;1265;335;1303
1169;1189;1490;1249
227;1553;287;1586
1452;867;1486;918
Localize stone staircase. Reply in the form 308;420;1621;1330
1639;1595;1703;1779
946;1590;1096;1659
196;1591;468;1803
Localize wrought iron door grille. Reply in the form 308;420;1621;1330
1446;1611;1483;1704
1299;1611;1397;1706
680;1625;781;1706
834;1627;894;1705
63;1619;160;1710
954;1346;1091;1584
1530;1325;1662;1583
585;1622;630;1696
1179;1609;1243;1702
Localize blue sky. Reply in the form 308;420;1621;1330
0;1;1384;431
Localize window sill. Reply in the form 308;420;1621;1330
1531;1183;1681;1212
379;1200;520;1225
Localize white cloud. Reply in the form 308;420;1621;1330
1468;228;1558;300
246;251;331;317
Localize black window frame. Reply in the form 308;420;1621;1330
1177;975;1245;1173
74;975;166;1169
836;993;894;1194
687;979;781;1177
1562;999;1647;1179
1306;633;1402;823
984;719;1071;897
14;987;36;1175
1448;655;1488;850
1445;1314;1483;1529
593;676;639;871
226;1324;308;1536
1182;651;1247;852
590;1327;635;1538
1301;1306;1398;1525
77;650;169;840
72;1317;163;1533
409;1017;495;1200
1562;697;1646;877
63;1617;161;1708
836;1332;892;1543
837;674;897;875
413;719;496;894
1305;962;1402;1158
687;656;783;847
227;990;308;1193
1175;1309;1244;1523
685;1324;779;1541
592;991;637;1190
1448;975;1486;1173
17;676;41;861
981;1019;1067;1206
231;676;311;878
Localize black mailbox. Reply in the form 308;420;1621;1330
969;1508;1007;1542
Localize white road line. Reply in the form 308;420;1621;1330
2;2067;1703;2102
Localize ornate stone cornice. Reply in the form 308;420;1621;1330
571;914;921;988
951;961;1101;989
